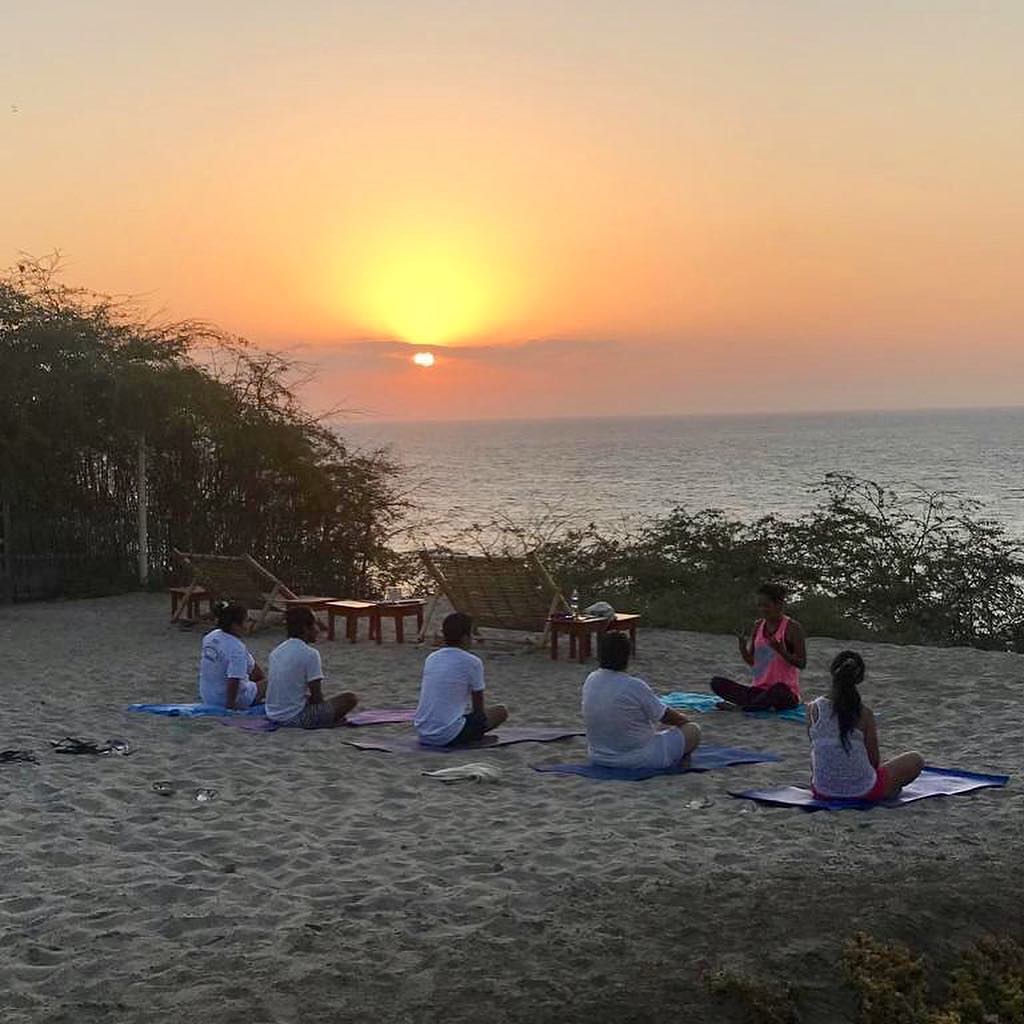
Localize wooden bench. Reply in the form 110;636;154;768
326;600;378;642
374;600;426;643
548;613;641;663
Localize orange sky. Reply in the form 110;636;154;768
2;2;1022;420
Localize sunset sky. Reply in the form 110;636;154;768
2;1;1022;421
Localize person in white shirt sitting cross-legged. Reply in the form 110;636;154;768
414;612;509;747
266;606;358;729
198;602;266;710
582;631;701;771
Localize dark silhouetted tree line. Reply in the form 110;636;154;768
0;259;405;599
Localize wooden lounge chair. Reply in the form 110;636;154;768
418;550;569;644
171;551;299;631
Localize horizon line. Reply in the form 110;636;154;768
331;401;1024;429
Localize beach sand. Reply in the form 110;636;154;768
1;593;1021;1023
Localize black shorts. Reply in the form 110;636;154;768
448;710;488;746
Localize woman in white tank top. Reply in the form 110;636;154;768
807;651;924;801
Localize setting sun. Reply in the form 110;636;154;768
412;351;435;368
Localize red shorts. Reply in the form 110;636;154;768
814;767;888;802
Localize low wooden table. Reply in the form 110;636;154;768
374;599;426;644
326;600;378;642
548;613;641;663
283;595;337;629
169;585;211;621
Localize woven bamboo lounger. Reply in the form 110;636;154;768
171;551;299;631
417;550;569;644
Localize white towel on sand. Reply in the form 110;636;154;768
421;763;502;784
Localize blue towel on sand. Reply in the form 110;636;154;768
532;745;780;782
662;691;807;723
127;702;266;718
731;767;1009;811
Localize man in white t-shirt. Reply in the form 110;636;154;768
266;607;358;729
414;612;509;746
582;631;701;770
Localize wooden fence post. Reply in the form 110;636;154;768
137;435;149;587
1;498;9;577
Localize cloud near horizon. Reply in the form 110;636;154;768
282;330;1024;423
280;336;628;420
290;336;620;369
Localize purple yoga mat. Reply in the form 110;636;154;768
532;745;780;781
344;726;584;754
217;708;416;734
347;708;416;727
730;766;1009;811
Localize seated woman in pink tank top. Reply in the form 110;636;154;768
711;583;806;711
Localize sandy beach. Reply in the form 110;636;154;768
1;593;1021;1023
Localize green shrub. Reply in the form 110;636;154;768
424;474;1024;650
842;933;930;1024
842;932;1024;1024
944;935;1024;1024
704;967;800;1024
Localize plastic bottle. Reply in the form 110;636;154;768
569;587;580;619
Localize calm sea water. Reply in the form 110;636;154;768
343;408;1024;543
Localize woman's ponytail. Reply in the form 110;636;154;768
214;600;247;633
830;650;865;751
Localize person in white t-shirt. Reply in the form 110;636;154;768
266;606;359;728
414;612;509;746
197;602;266;709
582;631;701;770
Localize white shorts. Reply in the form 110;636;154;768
234;679;260;708
645;728;686;769
200;678;259;709
593;728;686;771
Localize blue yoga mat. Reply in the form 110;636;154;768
128;704;415;732
127;702;266;718
662;691;807;723
731;767;1010;811
532;745;780;781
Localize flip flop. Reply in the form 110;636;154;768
50;737;135;757
0;750;37;764
51;737;112;756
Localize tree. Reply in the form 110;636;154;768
0;258;406;599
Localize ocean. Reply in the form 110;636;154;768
343;407;1024;543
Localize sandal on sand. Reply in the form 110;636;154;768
0;750;37;764
51;737;112;756
50;737;134;757
152;783;217;800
